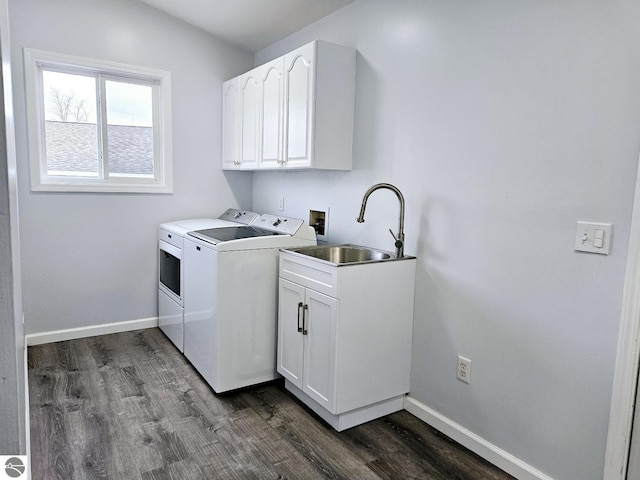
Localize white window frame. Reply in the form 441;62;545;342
24;48;173;193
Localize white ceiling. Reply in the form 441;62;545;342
139;0;355;52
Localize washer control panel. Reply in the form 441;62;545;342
218;208;260;225
254;214;304;235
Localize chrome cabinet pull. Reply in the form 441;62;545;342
297;302;303;332
302;304;308;335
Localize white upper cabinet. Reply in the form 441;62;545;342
222;40;356;171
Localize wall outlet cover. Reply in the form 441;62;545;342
457;355;472;384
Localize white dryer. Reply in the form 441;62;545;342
183;214;317;393
158;208;259;352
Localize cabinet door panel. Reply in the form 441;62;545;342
222;80;238;169
240;74;259;168
303;289;337;412
277;279;305;389
285;43;314;167
261;61;283;167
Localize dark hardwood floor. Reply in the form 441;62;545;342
28;328;514;479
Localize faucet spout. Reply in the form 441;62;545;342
356;182;406;258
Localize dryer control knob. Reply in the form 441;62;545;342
272;218;282;227
233;212;242;219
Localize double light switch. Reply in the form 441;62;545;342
575;222;612;255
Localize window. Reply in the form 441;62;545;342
24;49;172;193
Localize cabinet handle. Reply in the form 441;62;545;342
302;304;308;335
297;302;303;332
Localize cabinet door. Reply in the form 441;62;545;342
284;42;315;168
303;288;338;413
221;79;239;169
277;278;305;389
259;59;284;168
239;72;260;169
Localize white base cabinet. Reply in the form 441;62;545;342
222;40;356;171
277;250;416;431
278;278;338;412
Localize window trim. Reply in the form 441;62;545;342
24;48;173;193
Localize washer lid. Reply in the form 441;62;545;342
187;226;282;245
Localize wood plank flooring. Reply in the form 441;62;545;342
28;328;515;480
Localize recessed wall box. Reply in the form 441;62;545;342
309;208;329;242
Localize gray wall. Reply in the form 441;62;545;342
9;0;254;335
251;1;640;479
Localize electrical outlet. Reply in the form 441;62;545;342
457;355;471;384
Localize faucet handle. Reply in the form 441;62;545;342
389;229;404;249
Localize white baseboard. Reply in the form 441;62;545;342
25;317;159;346
404;395;553;480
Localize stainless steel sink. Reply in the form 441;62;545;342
283;244;413;266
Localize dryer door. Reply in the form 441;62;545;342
159;240;182;304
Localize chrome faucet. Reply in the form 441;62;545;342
356;182;405;258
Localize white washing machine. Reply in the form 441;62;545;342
183;213;317;393
158;208;260;352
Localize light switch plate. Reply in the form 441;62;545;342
575;222;612;255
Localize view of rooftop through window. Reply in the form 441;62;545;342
42;70;154;177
